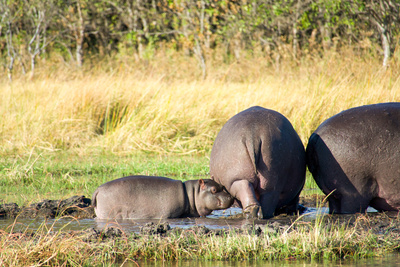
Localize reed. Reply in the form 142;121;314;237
1;49;399;156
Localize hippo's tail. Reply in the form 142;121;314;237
91;189;99;208
305;133;320;176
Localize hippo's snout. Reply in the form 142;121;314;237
218;193;234;208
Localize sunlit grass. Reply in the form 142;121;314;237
1;49;399;156
0;153;210;206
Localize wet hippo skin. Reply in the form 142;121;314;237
92;176;234;219
210;106;306;219
306;102;400;214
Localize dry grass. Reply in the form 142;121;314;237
1;49;399;155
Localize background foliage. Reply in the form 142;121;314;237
1;0;400;79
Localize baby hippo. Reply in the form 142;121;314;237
92;175;234;219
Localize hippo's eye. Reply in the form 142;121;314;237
211;187;217;194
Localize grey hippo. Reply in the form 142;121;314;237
92;175;234;219
306;102;400;214
210;106;306;219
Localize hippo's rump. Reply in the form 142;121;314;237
306;102;400;212
210;106;306;215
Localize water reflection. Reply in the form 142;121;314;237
118;254;400;267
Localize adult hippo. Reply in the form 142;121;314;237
306;102;400;214
210;106;306;219
92;176;234;219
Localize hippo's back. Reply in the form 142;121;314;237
308;102;400;169
306;102;400;212
93;176;186;219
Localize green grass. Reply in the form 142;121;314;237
0;151;322;206
0;152;210;206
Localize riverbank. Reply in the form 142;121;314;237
0;195;399;265
1;210;399;265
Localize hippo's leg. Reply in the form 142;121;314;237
369;197;399;212
328;194;369;214
258;191;280;219
275;195;300;216
229;180;263;219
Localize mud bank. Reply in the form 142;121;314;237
84;211;400;240
0;195;95;219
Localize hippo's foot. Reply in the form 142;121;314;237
243;204;263;219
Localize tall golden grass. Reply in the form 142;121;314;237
1;49;399;155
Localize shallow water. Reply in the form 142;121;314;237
0;207;318;233
0;206;379;233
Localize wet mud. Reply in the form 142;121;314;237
1;194;399;241
0;195;95;219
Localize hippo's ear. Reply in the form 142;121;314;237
199;179;206;190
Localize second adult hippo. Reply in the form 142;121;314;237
92;176;234;219
306;102;400;214
210;106;306;219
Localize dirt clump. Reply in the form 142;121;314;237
83;226;125;242
0;196;95;219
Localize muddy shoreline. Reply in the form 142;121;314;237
1;194;399;241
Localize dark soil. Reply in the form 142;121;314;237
0;195;95;219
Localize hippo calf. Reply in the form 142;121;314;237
210;106;306;219
92;176;234;219
306;102;400;214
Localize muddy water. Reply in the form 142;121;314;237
0;207;328;233
0;206;380;234
1;206;396;266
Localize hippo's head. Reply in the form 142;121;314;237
195;179;234;216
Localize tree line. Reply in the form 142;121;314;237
1;0;399;80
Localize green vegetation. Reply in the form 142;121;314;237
2;0;400;80
0;151;324;206
0;152;211;205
